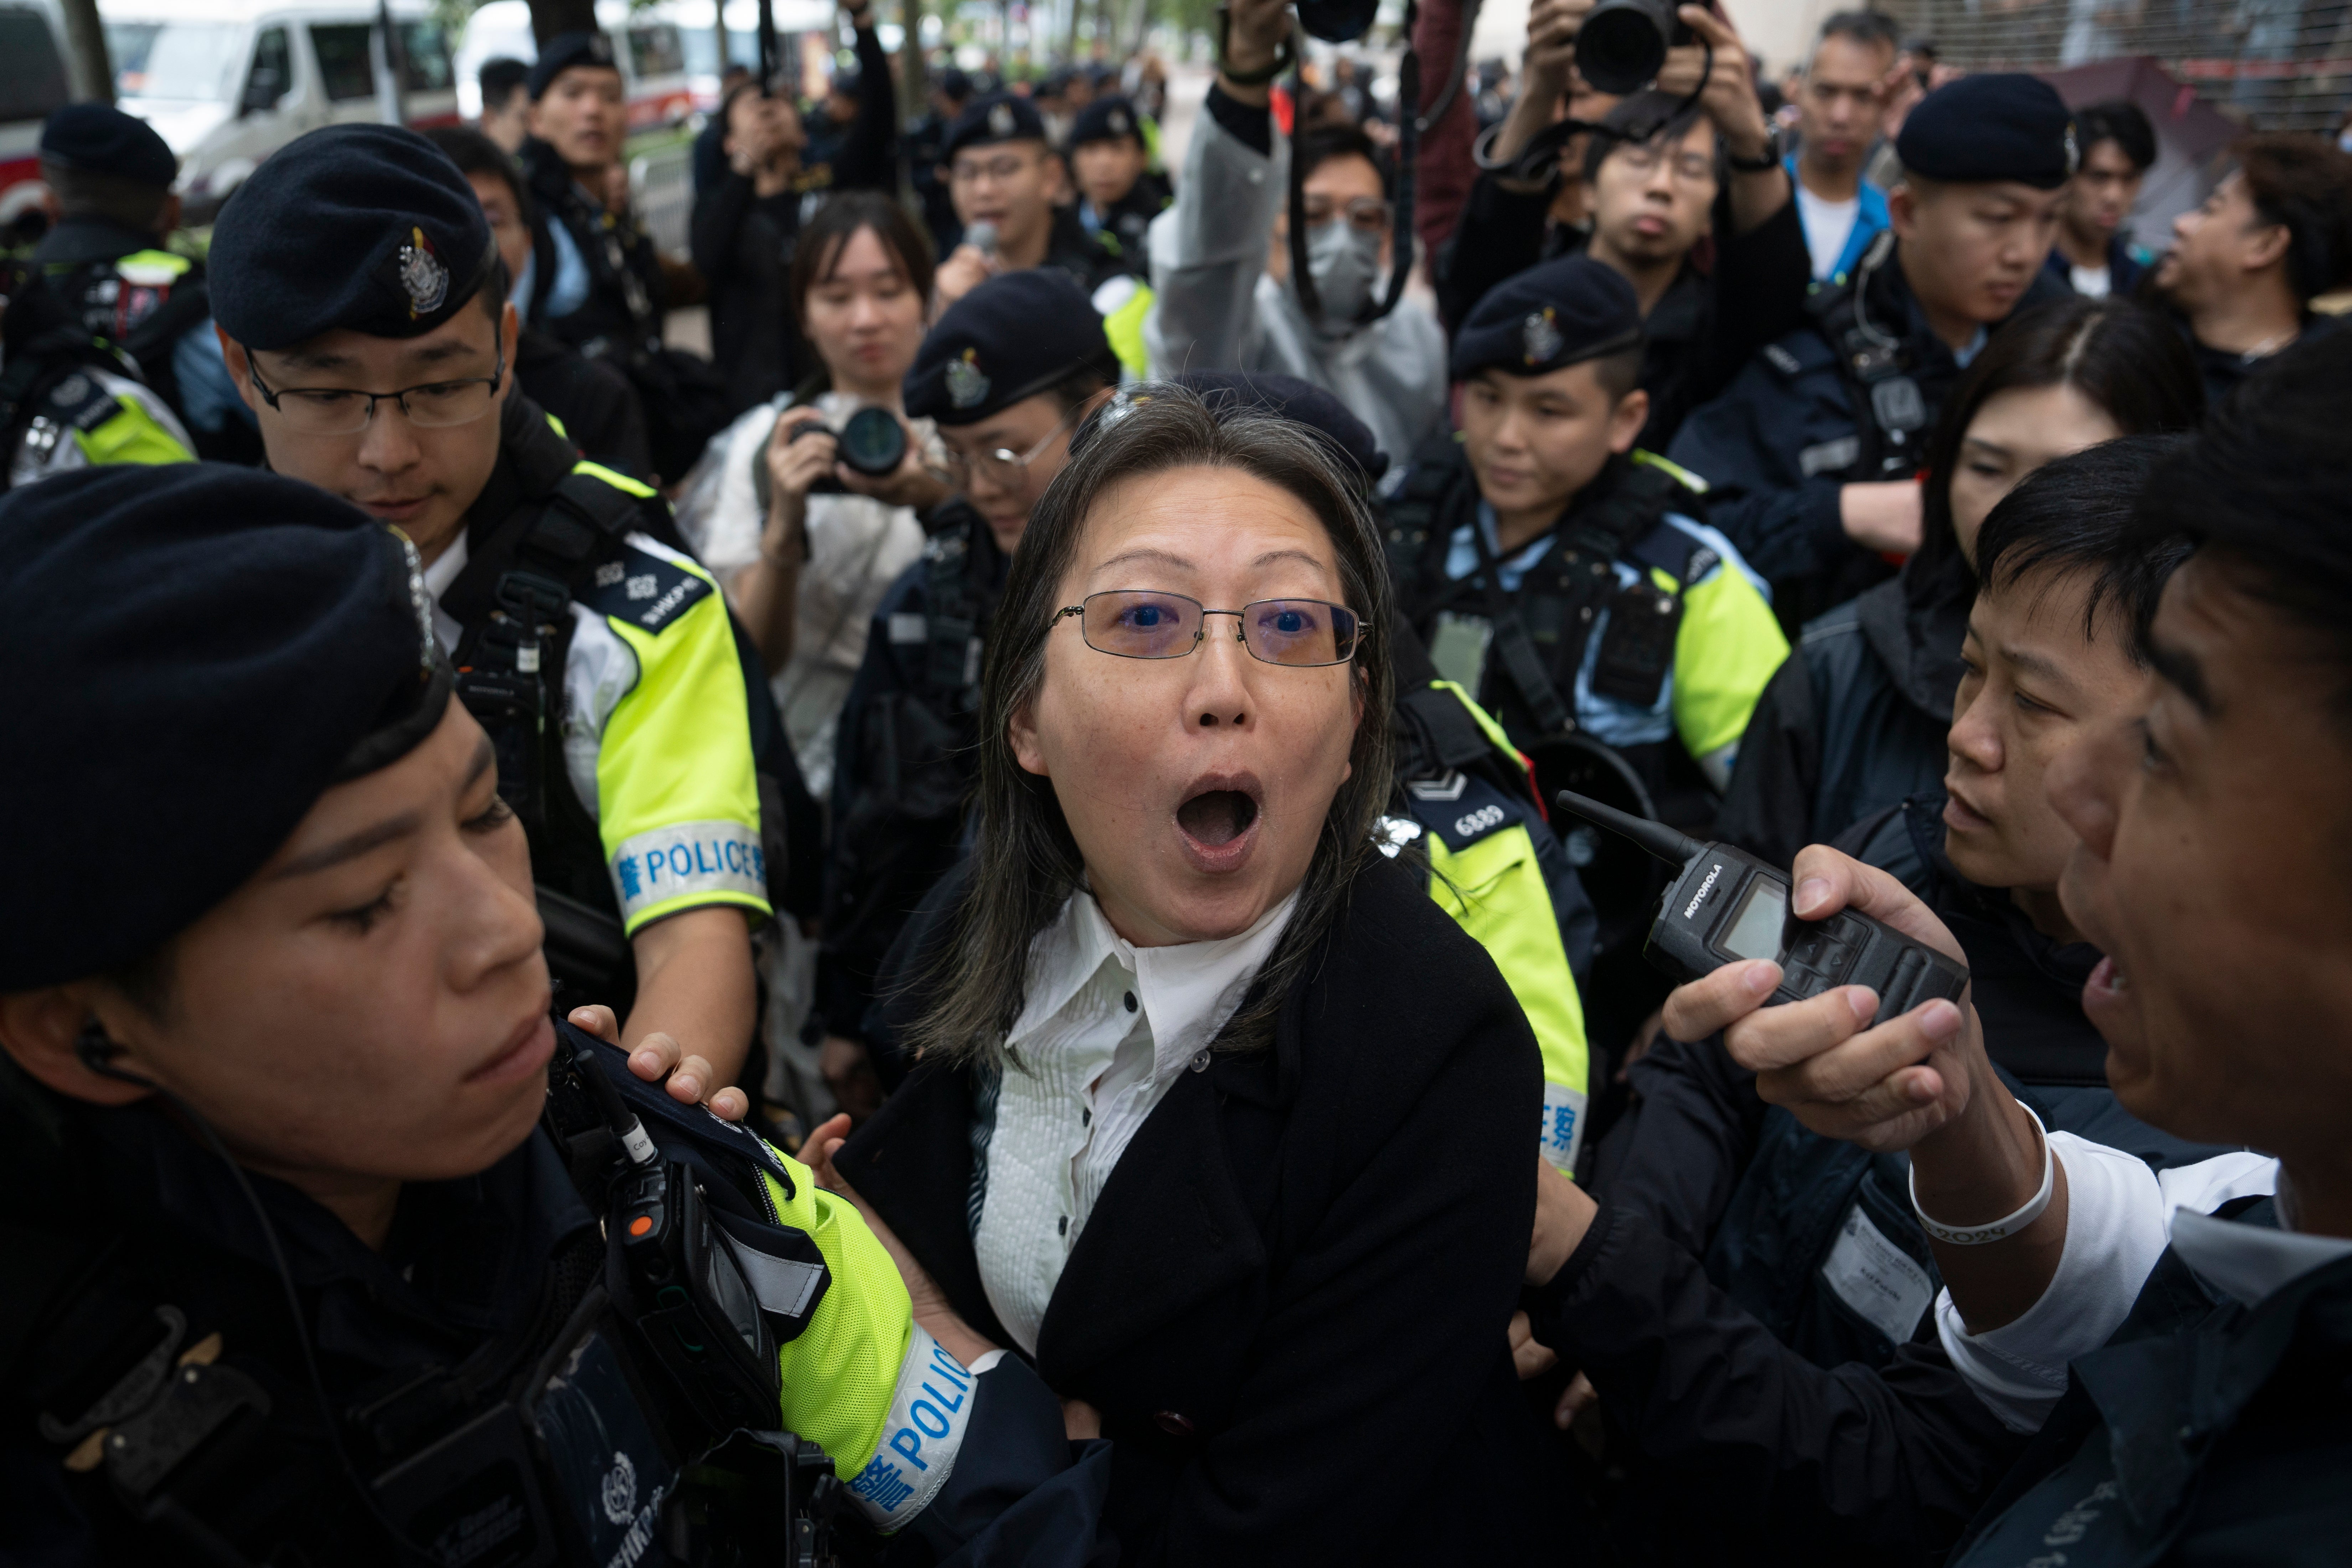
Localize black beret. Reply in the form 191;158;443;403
937;67;974;101
209;124;498;351
1896;74;2078;191
528;30;622;99
40;103;176;190
941;92;1048;163
1451;256;1644;381
0;465;452;991
832;72;865;98
905;269;1118;425
1071;96;1146;148
1173;371;1386;486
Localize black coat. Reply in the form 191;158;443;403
834;854;1557;1562
1951;1204;2352;1567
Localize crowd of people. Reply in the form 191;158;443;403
4;0;2352;1561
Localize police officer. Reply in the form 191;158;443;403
1668;74;2076;621
930;91;1153;378
2;106;196;485
0;463;1098;1562
207;124;768;1090
1068;95;1172;283
816;270;1118;1111
1390;255;1785;1068
1389;257;1785;813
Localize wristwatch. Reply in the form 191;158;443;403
1725;124;1783;174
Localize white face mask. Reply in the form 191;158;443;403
1303;219;1383;323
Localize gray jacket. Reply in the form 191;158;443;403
1142;96;1448;481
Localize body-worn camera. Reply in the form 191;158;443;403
1575;0;1696;94
1555;790;1971;1014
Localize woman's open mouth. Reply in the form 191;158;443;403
1175;774;1264;874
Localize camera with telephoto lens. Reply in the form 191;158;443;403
783;404;909;496
1575;0;1697;94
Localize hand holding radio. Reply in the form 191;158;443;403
1656;842;1985;1154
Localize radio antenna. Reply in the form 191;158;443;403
1554;790;1702;867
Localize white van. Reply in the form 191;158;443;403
99;0;460;220
454;0;696;131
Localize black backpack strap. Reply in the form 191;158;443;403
1393;681;1501;778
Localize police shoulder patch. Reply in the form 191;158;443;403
43;372;121;434
1415;775;1520;852
1761;343;1804;378
579;543;713;634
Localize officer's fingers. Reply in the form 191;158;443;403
1659;958;1781;1043
662;1049;726;1106
1721;984;1875;1073
625;1030;684;1084
706;1085;750;1123
1790;844;1965;963
568;1004;620;1044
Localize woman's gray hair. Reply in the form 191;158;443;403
903;384;1398;1067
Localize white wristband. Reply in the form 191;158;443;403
1910;1102;2055;1246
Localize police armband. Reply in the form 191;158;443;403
842;1328;1000;1530
612;821;767;927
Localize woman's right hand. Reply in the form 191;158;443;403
802;1112;1001;1367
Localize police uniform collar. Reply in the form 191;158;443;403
465;394;581;549
29;216;174;268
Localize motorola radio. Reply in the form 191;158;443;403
1553;790;1970;1014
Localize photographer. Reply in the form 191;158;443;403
0;465;1092;1562
690;0;900;416
1142;0;1449;482
1436;0;1809;452
1645;334;2352;1562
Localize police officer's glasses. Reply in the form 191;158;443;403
247;349;506;436
1055;591;1363;667
942;403;1086;491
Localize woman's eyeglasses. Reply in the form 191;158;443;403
1055;590;1363;667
